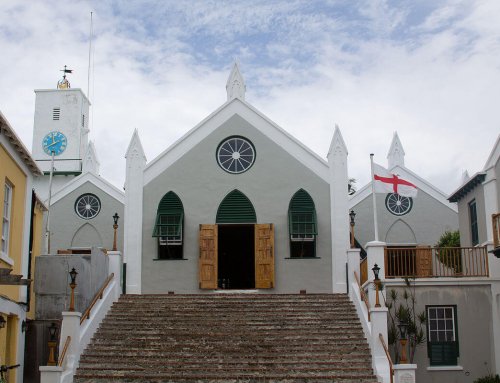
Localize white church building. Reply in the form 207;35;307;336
123;63;351;294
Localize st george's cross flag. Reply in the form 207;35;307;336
372;162;418;198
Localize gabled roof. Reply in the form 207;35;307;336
0;111;42;176
349;164;458;213
448;172;487;203
144;98;330;185
447;134;499;203
49;171;124;206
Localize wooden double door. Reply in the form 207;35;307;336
199;224;274;289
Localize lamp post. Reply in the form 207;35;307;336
372;263;381;307
47;322;58;366
112;213;120;251
69;268;78;312
398;320;409;364
349;210;356;248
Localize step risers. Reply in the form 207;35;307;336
74;294;377;383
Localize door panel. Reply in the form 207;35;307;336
255;223;275;289
199;224;218;289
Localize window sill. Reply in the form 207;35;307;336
0;252;14;266
427;366;463;371
153;258;188;261
285;257;321;260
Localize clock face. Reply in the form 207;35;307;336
42;131;67;156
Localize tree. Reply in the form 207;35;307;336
384;278;426;363
435;230;462;273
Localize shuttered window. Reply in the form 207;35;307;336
153;192;184;259
427;305;459;366
216;190;256;224
288;189;317;257
469;200;479;246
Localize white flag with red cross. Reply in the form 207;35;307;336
372;162;418;198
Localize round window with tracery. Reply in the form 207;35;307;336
75;193;101;219
216;136;256;174
385;193;413;216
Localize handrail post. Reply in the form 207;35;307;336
366;241;386;305
347;248;361;301
107;250;123;300
370;306;390;382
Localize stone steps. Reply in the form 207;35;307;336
74;294;377;383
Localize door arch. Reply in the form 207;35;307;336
216;189;256;223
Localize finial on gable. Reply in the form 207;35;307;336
226;62;246;101
82;141;100;174
327;124;348;159
387;131;405;169
461;169;470;184
126;129;147;162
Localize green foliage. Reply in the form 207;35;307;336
384;277;426;364
436;230;461;247
474;375;500;383
435;230;462;273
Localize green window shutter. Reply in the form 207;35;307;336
153;192;184;237
429;342;458;366
216;190;256;223
288;189;317;236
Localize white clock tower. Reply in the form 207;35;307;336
32;72;91;200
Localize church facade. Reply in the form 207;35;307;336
124;64;350;294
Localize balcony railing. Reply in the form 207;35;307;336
385;246;489;278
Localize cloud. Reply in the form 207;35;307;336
0;0;499;195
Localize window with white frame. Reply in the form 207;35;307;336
427;305;459;366
2;183;13;256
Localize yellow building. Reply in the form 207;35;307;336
0;111;44;382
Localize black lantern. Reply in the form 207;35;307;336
349;210;356;227
113;212;120;226
398;321;408;340
372;263;380;281
0;316;6;329
69;268;78;285
48;322;58;341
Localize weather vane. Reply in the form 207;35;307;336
57;65;73;89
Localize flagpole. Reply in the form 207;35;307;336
370;153;379;242
46;150;55;254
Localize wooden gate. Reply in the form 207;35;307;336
199;224;218;289
255;224;275;288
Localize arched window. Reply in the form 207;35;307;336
216;190;256;224
152;192;184;259
288;189;317;258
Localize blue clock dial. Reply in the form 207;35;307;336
42;131;67;156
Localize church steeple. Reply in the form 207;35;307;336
387;131;405;169
226;62;246;101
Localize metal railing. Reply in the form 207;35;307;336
57;336;71;367
494;213;500;249
385;246;488;278
354;271;370;321
379;333;394;383
80;273;114;325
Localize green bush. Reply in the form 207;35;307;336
474;374;500;383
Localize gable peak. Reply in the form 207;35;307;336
226;62;246;101
387;131;405;169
